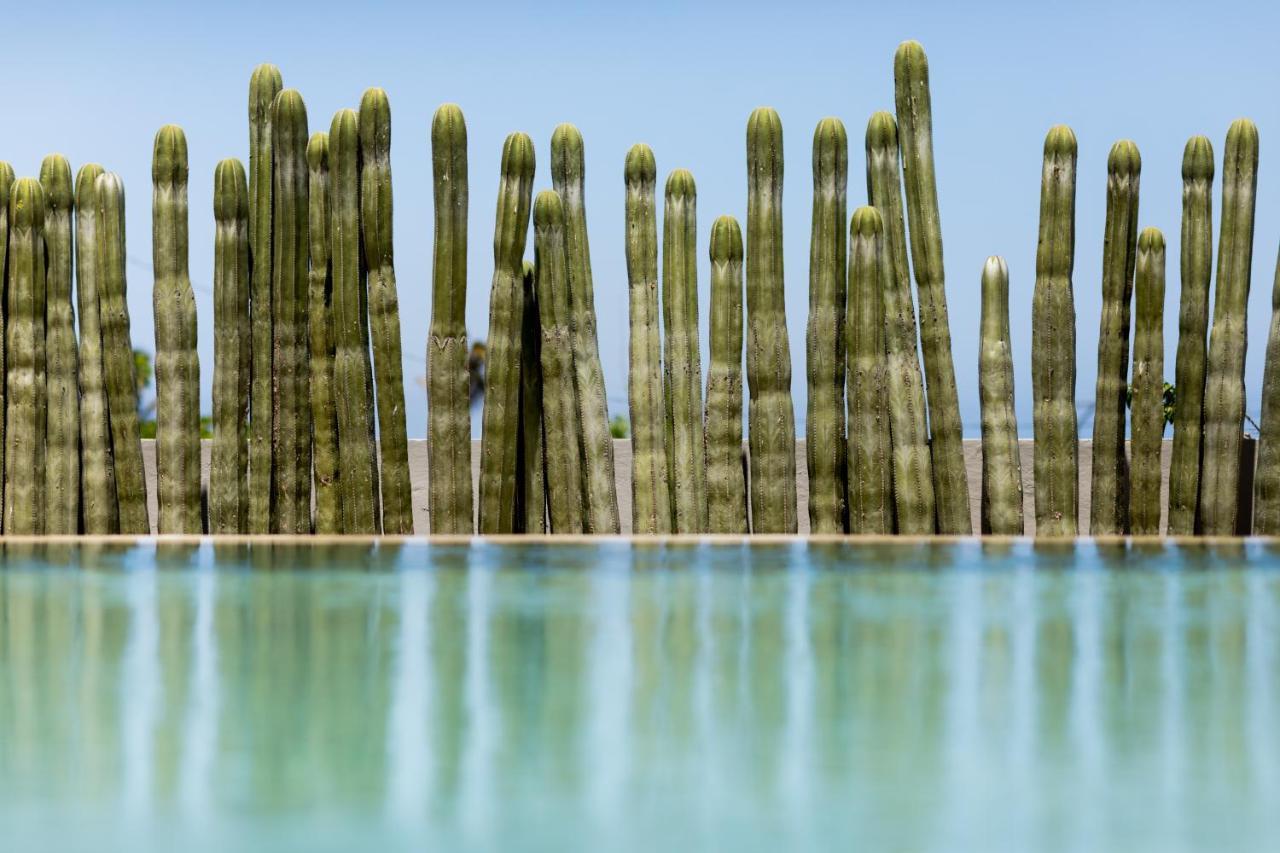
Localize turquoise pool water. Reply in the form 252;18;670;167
1;541;1277;851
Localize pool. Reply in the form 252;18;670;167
1;541;1277;851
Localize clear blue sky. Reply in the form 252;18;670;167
4;0;1279;436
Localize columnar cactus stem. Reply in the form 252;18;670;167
846;207;892;534
865;111;934;534
706;215;748;534
1031;125;1079;537
1168;136;1214;536
40;155;80;534
979;256;1024;535
1130;228;1166;536
210;158;251;534
306;133;341;534
0;163;11;526
624;143;670;534
4;178;48;535
478;132;536;534
746;107;798;533
533;190;584;534
663;168;706;533
518;260;546;533
360;88;412;534
1090;140;1142;535
1256;249;1280;534
330;108;381;533
428;104;473;534
1202;119;1260;535
552;124;619;533
152;125;202;534
893;40;970;534
805;117;848;534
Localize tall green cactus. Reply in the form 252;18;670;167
428;104;473;534
0;163;11;528
330;108;381;534
805;117;848;534
706;215;748;534
551;124;619;534
893;40;970;534
518;260;546;533
40;155;80;534
624;143;670;535
746;106;798;533
1031;125;1079;537
152;125;202;534
1256;248;1280;534
533;190;584;534
1090;140;1142;535
846;206;891;534
4;178;48;534
1202;119;1260;535
865;111;934;534
306;133;341;534
979;256;1024;535
663;168;706;533
1130;228;1165;536
478;132;536;534
1168;136;1214;535
211;157;251;534
360;88;412;534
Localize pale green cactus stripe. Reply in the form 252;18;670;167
979;256;1024;535
518;260;546;533
706;215;748;534
846;206;892;534
0;163;11;529
1130;228;1165;536
306;133;342;534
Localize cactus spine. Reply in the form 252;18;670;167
1031;125;1080;537
478;132;536;534
1168;136;1214;535
1130;228;1166;536
1090;140;1142;535
211;158;251;534
865;111;934;534
805;118;848;533
663;168;706;533
624;143;670;534
746;107;798;533
518;260;546;533
533;190;584;533
428;104;473;534
0;163;10;526
1202;119;1260;535
360;88;412;534
552;124;620;534
706;215;748;534
40;155;81;534
979;256;1024;535
846;207;892;534
4;178;48;534
330;108;380;533
893;40;970;534
306;134;341;534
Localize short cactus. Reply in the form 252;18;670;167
0;163;11;526
1130;227;1166;536
706;215;748;534
979;256;1024;535
846;207;892;534
517;260;546;533
306;133;341;534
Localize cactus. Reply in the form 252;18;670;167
477;132;536;534
805;117;848;534
517;260;546;533
40;155;81;534
305;133;341;534
1202;119;1260;535
0;163;11;527
1168;136;1214;536
1130;228;1166;536
663;168;706;533
360;88;412;534
1090;140;1142;535
551;124;620;534
865;111;935;534
533;190;584;533
4;178;48;534
706;215;748;534
248;63;282;533
330;108;381;534
152;125;202;534
1031;125;1080;537
96;172;149;533
979;256;1024;535
1256;250;1280;534
745;107;798;533
210;157;251;534
427;104;473;534
846;207;892;534
893;40;971;534
624;143;671;535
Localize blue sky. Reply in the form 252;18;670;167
4;0;1279;436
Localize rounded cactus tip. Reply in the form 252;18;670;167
39;154;74;208
249;63;283;112
624;144;656;184
1137;226;1165;253
330;107;358;141
1106;139;1142;176
10;177;46;229
894;39;929;72
665;168;696;199
814;116;847;143
1043;125;1078;157
74;163;104;201
1181;135;1214;181
522;259;535;278
1227;117;1260;149
851;205;884;237
152;125;189;183
533;189;564;228
865;111;898;150
551;123;584;153
432;103;466;138
500;132;536;178
275;88;308;119
748;106;782;134
359;87;390;123
306;132;329;168
982;255;1008;280
213;159;247;222
709;215;743;262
